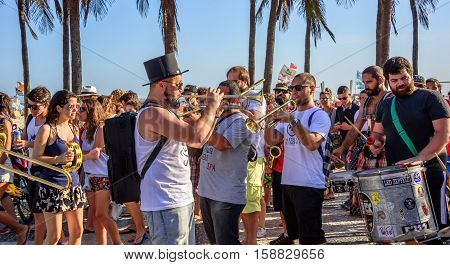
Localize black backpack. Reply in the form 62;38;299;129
104;104;167;204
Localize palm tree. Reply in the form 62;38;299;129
136;0;180;53
15;0;54;117
68;0;113;94
257;0;293;93
299;1;336;73
337;0;395;67
409;0;437;74
249;0;256;84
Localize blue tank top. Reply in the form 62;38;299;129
41;125;79;188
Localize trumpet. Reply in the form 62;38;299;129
179;104;244;118
184;93;264;103
0;146;73;190
245;100;296;133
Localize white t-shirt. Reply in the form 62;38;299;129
353;110;369;132
245;98;266;157
275;107;331;189
26;117;43;159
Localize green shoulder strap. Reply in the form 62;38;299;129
390;97;418;156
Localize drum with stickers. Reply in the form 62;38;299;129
353;165;438;243
329;170;355;193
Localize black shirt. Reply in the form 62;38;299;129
336;102;359;140
375;89;450;170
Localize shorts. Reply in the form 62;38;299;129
85;175;110;192
242;157;264;214
0;168;13;183
37;184;86;213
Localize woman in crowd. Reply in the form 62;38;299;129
33;90;85;245
79;98;122;244
0;92;30;244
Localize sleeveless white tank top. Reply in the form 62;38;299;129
135;106;193;211
81;129;109;176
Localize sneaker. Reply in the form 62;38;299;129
269;233;294;245
256;228;267;238
111;202;125;221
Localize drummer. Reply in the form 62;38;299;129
371;57;450;231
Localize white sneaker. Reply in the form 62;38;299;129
256;228;267;238
111;202;124;221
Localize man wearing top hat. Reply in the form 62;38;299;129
135;52;223;245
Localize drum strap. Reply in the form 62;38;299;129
390;97;418;156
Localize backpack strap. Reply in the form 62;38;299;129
390;97;418;156
308;109;331;177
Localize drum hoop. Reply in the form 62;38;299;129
353;165;424;178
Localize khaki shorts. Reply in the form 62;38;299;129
242;157;264;214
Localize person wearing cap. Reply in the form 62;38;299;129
136;52;223;245
78;86;100;99
265;73;330;245
413;74;426;88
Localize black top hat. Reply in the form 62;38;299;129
142;52;189;86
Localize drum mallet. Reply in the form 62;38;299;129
434;153;450;193
343;116;375;145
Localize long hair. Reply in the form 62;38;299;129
82;98;105;143
97;95;115;118
0;92;11;117
45;90;78;125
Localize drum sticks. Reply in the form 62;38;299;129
343;116;367;141
434;153;450;193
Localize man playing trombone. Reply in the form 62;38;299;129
264;73;331;245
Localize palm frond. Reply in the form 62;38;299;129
158;0;179;50
136;0;149;17
82;0;114;26
256;0;270;23
416;0;438;29
301;0;335;46
29;0;55;35
24;14;39;40
278;0;294;31
391;0;399;35
53;0;63;23
335;0;358;9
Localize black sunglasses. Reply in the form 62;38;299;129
28;104;43;110
79;107;87;113
274;89;289;94
338;96;348;101
289;84;310;92
162;81;184;89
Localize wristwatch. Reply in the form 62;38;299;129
289;118;299;127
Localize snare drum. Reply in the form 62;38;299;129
353;165;438;243
329;171;355;193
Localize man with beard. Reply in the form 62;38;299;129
136;52;223;244
371;57;450;233
333;66;390;168
265;73;331;245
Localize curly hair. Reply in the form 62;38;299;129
383;57;413;80
0;92;11;117
110;89;125;103
82;98;105;143
97;95;116;118
45;90;78;126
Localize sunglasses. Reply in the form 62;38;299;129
274;90;289;94
63;103;80;111
28;104;43;110
162;81;184;89
289;84;310;92
337;96;348;101
78;106;87;113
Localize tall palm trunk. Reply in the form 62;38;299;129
63;0;70;91
18;0;29;118
304;16;311;73
248;0;256;84
70;0;82;94
410;0;419;74
375;0;393;67
161;0;177;53
263;0;278;94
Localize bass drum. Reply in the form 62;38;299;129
353;165;438;243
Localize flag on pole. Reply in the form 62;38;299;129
355;71;365;90
277;63;297;86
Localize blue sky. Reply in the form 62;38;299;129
1;0;450;99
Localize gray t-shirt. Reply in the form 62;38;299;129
198;112;252;205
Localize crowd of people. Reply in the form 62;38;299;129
0;53;449;245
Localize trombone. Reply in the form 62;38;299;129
240;78;265;96
184;92;264;102
0;147;72;190
245;100;296;134
179;104;244;118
